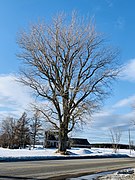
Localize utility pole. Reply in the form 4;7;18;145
129;129;131;155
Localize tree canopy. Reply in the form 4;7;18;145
17;12;120;153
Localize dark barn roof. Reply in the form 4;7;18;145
69;138;91;148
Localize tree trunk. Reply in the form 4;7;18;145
58;91;69;154
58;125;68;154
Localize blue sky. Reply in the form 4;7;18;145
0;0;135;144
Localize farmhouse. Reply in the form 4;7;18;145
44;130;91;148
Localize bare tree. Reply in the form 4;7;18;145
110;127;122;153
17;12;120;153
15;112;30;148
0;117;16;148
30;110;42;148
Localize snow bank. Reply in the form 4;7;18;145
98;168;135;180
0;147;132;162
70;148;93;155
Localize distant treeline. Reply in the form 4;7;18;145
91;143;134;150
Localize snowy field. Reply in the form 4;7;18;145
0;147;134;161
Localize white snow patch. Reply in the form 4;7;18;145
0;147;134;161
98;168;135;180
71;148;93;155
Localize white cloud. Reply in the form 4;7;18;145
115;17;125;29
75;108;135;143
96;111;133;128
113;95;135;108
89;94;135;132
0;74;34;118
121;58;135;82
105;0;113;8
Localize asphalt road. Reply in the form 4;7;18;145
0;158;135;179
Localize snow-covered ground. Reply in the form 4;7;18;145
0;147;134;161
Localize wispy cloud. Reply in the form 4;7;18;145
77;108;135;143
115;17;125;29
105;0;113;8
113;95;135;108
121;58;135;82
90;94;135;131
0;74;34;118
92;110;134;130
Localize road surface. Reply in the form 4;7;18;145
0;158;135;179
